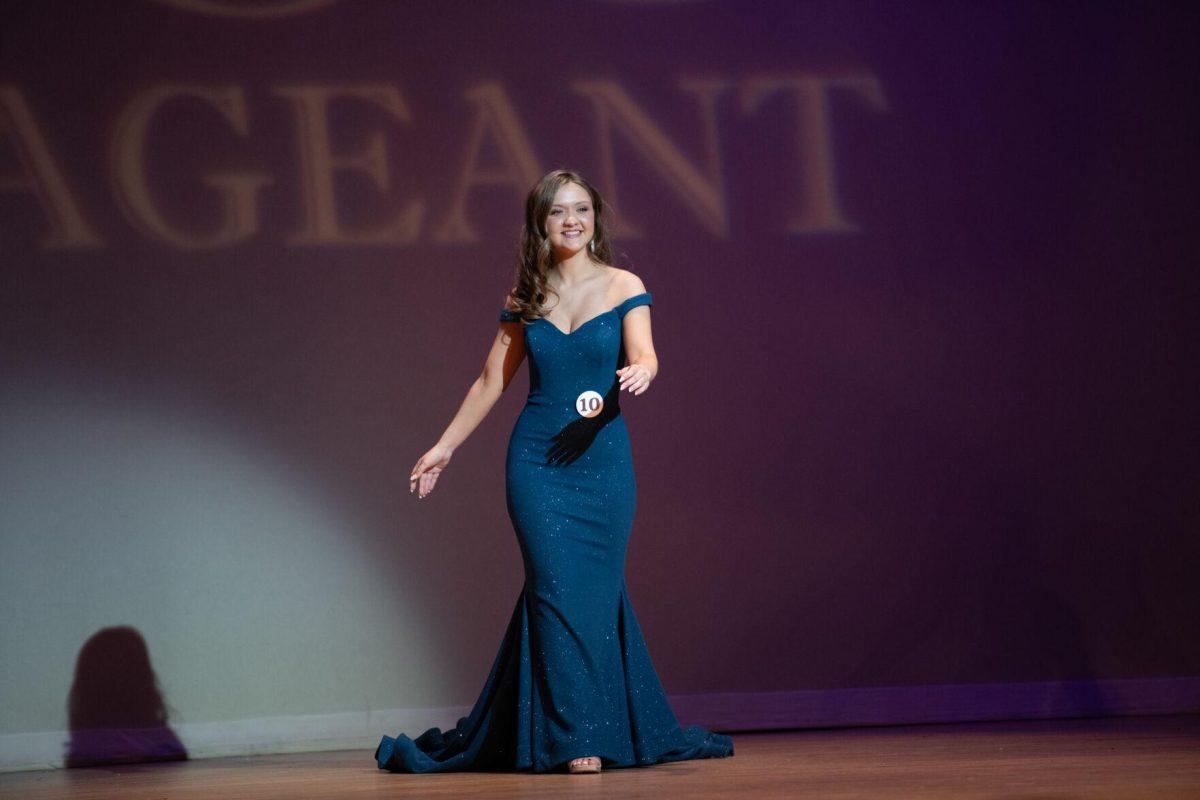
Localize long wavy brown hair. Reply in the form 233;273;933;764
504;169;615;322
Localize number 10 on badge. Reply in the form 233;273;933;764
575;390;603;418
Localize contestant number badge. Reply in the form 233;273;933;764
575;390;604;418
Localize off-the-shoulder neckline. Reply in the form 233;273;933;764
505;291;651;336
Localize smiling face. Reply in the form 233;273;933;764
544;182;595;257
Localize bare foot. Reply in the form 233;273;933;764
568;755;601;773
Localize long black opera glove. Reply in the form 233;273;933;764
545;376;622;466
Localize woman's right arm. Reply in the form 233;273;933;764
410;304;527;498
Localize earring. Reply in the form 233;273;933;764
589;238;596;252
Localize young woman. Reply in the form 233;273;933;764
375;169;734;774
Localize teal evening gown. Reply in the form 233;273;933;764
374;292;734;773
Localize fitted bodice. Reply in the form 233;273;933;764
500;292;653;416
376;283;734;773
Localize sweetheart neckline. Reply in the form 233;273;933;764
536;308;618;337
534;292;650;336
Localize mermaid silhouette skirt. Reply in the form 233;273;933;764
374;292;734;773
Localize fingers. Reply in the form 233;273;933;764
411;463;440;499
616;366;651;394
416;470;439;499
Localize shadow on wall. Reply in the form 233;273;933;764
64;626;187;768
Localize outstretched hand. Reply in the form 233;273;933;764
410;444;453;499
616;363;652;395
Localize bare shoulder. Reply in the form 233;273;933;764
502;288;521;312
609;268;648;302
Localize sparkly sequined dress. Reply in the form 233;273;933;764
374;291;734;773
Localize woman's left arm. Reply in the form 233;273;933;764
618;303;657;395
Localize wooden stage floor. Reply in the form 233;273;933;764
4;715;1199;799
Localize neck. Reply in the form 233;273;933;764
550;250;600;287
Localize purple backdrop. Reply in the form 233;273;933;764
3;0;1198;706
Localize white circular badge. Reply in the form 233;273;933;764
575;390;604;418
